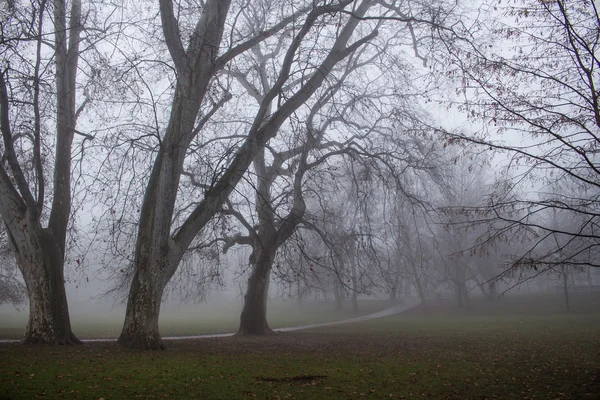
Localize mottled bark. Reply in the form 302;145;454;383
117;263;172;350
117;155;181;349
7;219;80;344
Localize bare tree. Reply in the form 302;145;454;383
217;32;422;333
112;0;385;349
388;199;432;304
436;0;600;272
0;0;86;344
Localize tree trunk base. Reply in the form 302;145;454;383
117;331;165;350
237;316;274;336
22;330;82;345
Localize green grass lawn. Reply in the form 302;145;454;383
1;293;598;399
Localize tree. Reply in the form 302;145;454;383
0;0;85;344
219;28;427;333
115;0;383;349
436;0;600;272
387;198;432;304
523;206;590;311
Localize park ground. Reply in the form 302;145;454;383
0;292;599;399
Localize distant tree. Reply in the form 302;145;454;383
525;207;590;311
387;198;433;304
431;150;505;308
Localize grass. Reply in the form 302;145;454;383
0;293;599;399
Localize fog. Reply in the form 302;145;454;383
0;0;598;355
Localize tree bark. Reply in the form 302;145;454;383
7;220;80;344
238;249;275;335
413;274;427;304
117;220;179;350
117;266;169;350
117;1;231;350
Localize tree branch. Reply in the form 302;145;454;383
158;0;188;74
0;71;36;210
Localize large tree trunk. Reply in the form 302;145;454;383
238;249;275;335
117;266;169;350
9;223;80;344
117;0;231;350
116;152;181;350
117;223;179;350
